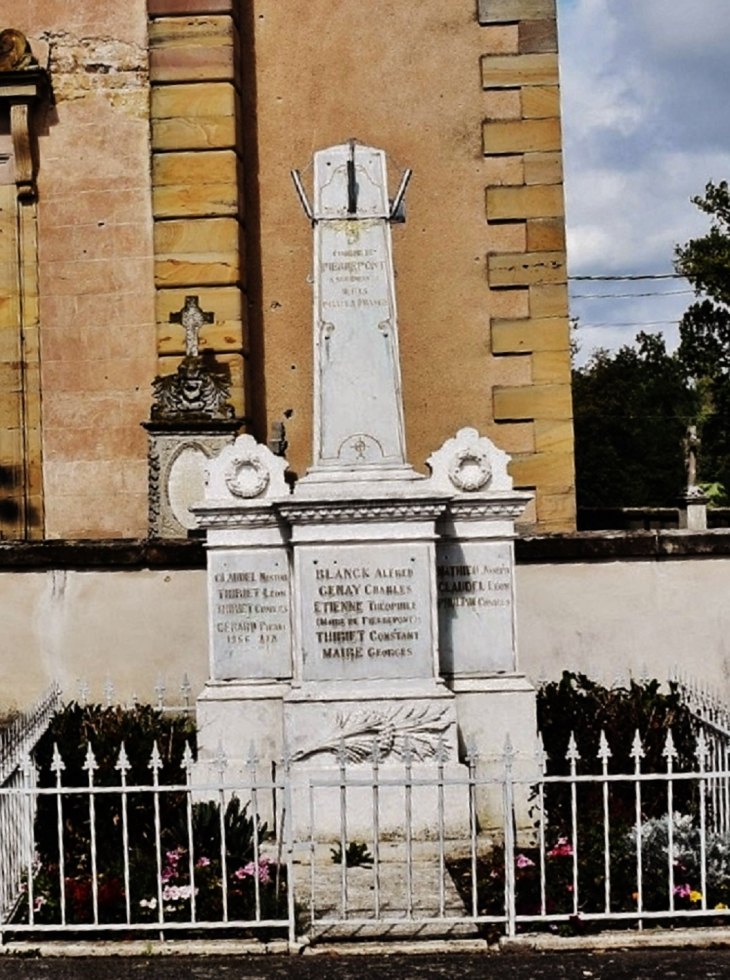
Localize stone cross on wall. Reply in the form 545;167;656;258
170;295;213;358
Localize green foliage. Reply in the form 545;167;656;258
572;333;698;507
674;179;730;498
330;841;373;868
537;671;695;772
450;675;720;932
23;703;284;929
536;672;696;850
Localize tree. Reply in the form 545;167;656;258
675;180;730;499
572;333;698;508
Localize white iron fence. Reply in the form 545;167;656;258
673;672;730;835
2;726;730;941
0;684;61;924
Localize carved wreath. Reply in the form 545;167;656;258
448;447;492;492
224;453;270;499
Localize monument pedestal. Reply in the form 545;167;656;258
284;679;468;839
192;143;538;848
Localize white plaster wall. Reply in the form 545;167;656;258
1;558;729;711
515;559;730;691
0;569;208;709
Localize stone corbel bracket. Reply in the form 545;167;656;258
0;30;50;200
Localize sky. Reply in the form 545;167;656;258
557;0;730;364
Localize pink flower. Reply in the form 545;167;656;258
548;837;573;858
516;854;535;869
674;883;691;899
33;896;46;912
196;856;211;868
234;858;273;884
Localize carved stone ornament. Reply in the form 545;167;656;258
448;445;492;492
0;31;46;199
150;356;235;422
0;29;37;71
290;703;452;764
202;434;290;504
427;427;514;494
224;452;270;499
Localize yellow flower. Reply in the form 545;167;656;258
690;890;702;903
715;902;727;910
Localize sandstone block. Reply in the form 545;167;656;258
519;19;558;54
508;450;574;491
483;118;561;155
478;0;556;25
526;217;565;252
154;249;240;288
151;82;236;120
152;184;240;219
153;148;238;184
157;285;246;353
481;53;559;89
531;348;572;384
152;114;238;151
148;13;237;83
524;150;563;185
534;419;575;455
154;215;240;254
493;382;572;421
488;420;535;456
536;490;577;530
521;85;561;119
491;316;569;354
487;184;564;220
148;0;235;16
489;250;566;287
529;282;569;318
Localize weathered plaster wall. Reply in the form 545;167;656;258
515;560;730;690
0;567;208;709
1;556;727;710
8;3;156;537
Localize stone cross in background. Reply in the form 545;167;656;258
169;295;214;358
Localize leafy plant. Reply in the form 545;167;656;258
19;703;285;930
330;841;374;868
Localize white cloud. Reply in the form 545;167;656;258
557;0;730;361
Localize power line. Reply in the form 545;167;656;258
573;289;693;299
578;320;680;329
569;273;685;282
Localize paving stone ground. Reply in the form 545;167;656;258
0;950;730;980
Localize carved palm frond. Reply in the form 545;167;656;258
291;703;451;763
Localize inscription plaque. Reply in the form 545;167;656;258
298;542;435;681
437;541;516;675
209;549;292;680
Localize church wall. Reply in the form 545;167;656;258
1;0;574;538
243;0;574;529
8;2;157;538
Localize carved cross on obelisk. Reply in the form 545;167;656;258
169;295;214;358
